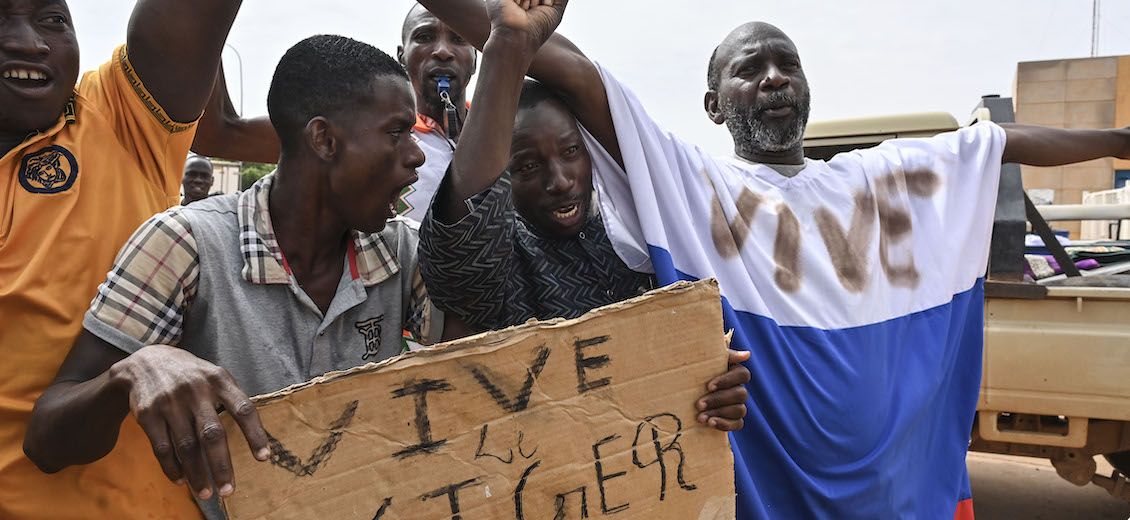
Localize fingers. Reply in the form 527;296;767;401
137;412;184;484
216;375;271;464
697;385;748;413
707;360;752;392
727;348;751;366
167;409;213;500
196;405;235;498
700;405;746;432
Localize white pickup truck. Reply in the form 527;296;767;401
803;98;1130;502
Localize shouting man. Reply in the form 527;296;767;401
25;36;445;519
420;6;1130;519
2;0;256;517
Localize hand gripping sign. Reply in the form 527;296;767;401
220;280;735;520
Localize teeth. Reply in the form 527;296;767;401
3;69;48;81
554;204;579;219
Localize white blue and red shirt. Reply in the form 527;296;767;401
584;64;1005;519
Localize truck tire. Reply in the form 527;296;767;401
1106;452;1130;476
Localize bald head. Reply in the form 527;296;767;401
703;22;810;162
401;3;433;44
182;156;214;204
707;22;797;90
184;156;213;172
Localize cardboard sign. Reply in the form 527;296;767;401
221;280;735;519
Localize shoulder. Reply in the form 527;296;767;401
117;207;202;272
179;193;239;219
176;193;240;236
376;217;421;249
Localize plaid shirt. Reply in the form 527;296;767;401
88;173;437;348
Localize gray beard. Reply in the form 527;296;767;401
723;94;811;154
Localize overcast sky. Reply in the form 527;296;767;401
71;1;1130;156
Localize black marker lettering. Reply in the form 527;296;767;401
554;487;590;520
513;460;541;520
371;497;392;520
466;346;551;413
631;413;697;501
574;336;612;394
592;434;629;514
391;379;453;459
474;424;514;464
420;477;483;520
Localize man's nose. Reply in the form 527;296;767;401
545;163;574;194
761;63;790;91
431;38;455;61
1;18;50;57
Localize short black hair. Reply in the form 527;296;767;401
707;46;721;91
517;79;567;113
267;35;408;150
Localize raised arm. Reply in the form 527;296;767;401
192;64;281;164
126;0;243;124
417;0;622;168
1002;124;1130;166
439;0;570;219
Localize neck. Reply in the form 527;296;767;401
269;156;351;277
417;91;468;132
735;145;805;166
0;130;27;158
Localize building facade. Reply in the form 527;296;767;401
1014;55;1130;237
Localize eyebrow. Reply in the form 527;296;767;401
409;20;442;36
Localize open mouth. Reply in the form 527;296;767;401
554;203;579;220
428;69;457;81
1;65;54;97
387;176;418;218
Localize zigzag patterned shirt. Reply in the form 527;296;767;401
419;171;655;331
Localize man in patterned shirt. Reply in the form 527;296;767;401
419;80;657;332
25;36;444;518
418;0;751;435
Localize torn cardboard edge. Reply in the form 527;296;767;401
221;278;735;520
250;279;722;405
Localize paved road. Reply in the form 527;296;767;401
969;453;1130;519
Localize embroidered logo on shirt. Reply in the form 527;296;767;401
19;145;78;194
355;316;385;361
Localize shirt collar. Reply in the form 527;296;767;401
412;102;472;135
237;172;401;287
10;96;77;150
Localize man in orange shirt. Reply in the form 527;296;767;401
1;1;254;518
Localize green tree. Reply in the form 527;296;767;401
240;162;276;190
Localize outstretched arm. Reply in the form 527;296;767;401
192;65;281;164
417;0;623;168
439;0;570;219
1002;124;1130;166
126;0;243;124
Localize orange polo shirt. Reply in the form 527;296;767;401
0;46;202;518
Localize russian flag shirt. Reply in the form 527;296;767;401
583;64;1005;519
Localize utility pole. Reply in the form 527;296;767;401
1091;0;1101;57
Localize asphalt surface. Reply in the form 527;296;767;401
969;452;1130;519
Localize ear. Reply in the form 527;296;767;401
469;48;479;77
397;45;406;68
304;117;337;162
704;90;726;125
